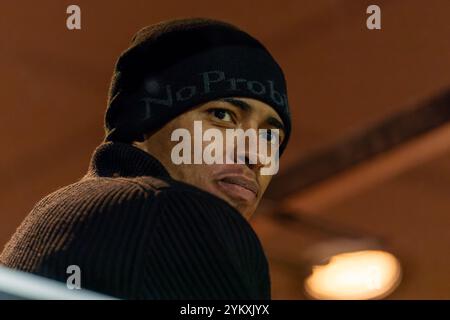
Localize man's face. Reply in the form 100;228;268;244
135;97;285;220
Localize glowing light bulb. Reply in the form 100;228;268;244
305;250;401;300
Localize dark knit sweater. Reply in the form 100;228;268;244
0;142;271;299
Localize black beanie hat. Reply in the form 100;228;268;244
105;17;291;155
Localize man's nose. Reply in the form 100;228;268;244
235;149;266;172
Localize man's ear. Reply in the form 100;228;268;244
132;126;164;153
132;137;149;152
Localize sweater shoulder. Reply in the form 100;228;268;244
77;175;172;197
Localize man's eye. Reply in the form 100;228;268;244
260;129;280;145
209;108;233;122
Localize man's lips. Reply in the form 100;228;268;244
216;175;259;202
220;176;259;195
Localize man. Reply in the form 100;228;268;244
0;17;291;299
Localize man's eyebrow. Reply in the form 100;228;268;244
218;97;285;133
218;97;252;112
266;117;285;132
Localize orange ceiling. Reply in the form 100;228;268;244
0;0;449;299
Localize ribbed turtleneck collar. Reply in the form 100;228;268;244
85;142;171;179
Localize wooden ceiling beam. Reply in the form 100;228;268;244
265;89;450;213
